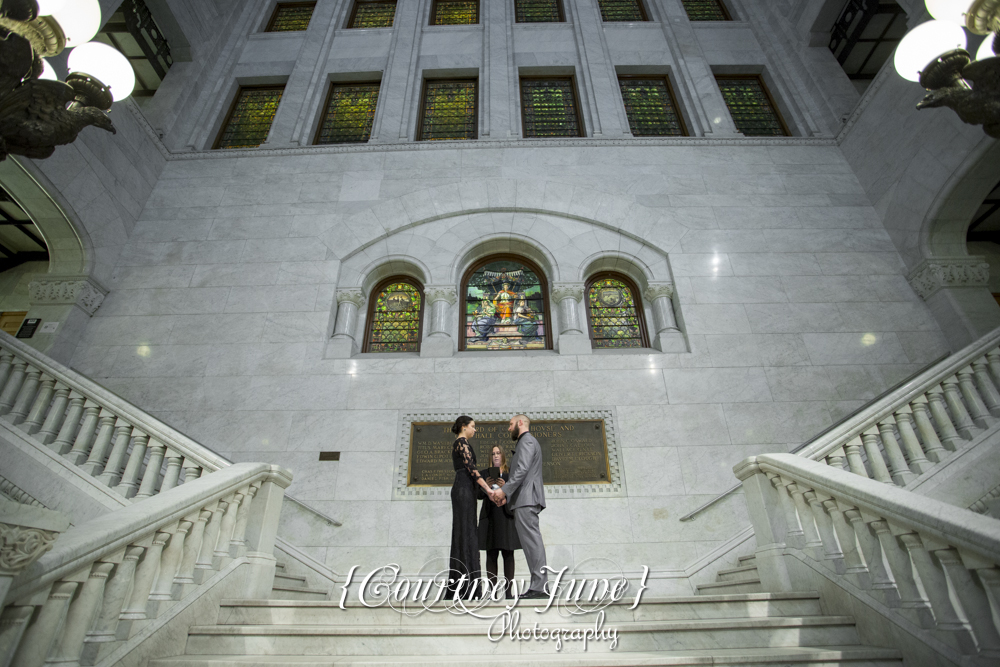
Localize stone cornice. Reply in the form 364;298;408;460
424;285;458;304
335;289;366;308
551;282;584;302
907;258;991;300
28;276;107;316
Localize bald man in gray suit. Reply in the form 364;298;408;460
493;414;548;599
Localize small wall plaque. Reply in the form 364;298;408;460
15;318;41;339
319;451;341;461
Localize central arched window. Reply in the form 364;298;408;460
460;255;551;351
585;273;648;349
363;277;424;353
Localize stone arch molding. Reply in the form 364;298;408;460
325;181;688;357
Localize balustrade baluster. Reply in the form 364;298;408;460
910;395;958;463
10;580;79;667
0;361;27;414
861;426;894;484
926;386;964;451
876;417;915;486
20;373;54;434
987;349;1000;388
160;449;184;492
85;546;143;645
967;565;1000;640
50;391;84;454
942;375;977;439
151;520;192;601
0;351;16;391
825;447;847;470
957;366;992;429
803;490;845;573
82;409;118;476
842;436;869;478
120;530;171;621
826;499;869;586
768;476;805;548
972;358;1000;417
215;492;243;558
786;482;823;558
869;520;935;628
7;367;40;424
230;484;257;551
134;439;167;500
844;509;900;607
98;420;134;487
196;501;227;571
896;531;978;653
0;605;34;667
176;508;213;584
35;381;69;444
181;458;203;484
893;406;933;474
115;432;149;498
47;562;115;664
930;547;1000;656
65;400;101;466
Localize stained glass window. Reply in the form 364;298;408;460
715;76;789;137
586;275;647;349
419;80;478;140
619;77;687;137
215;86;284;149
431;0;478;25
682;0;730;21
463;258;549;351
365;279;423;353
348;0;397;28
597;0;647;22
515;0;563;22
520;78;583;138
315;82;380;144
266;2;316;32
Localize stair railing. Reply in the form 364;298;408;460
736;453;1000;663
0;462;291;667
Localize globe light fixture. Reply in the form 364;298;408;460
34;0;65;17
39;58;57;81
68;42;136;102
896;0;1000;138
45;0;100;46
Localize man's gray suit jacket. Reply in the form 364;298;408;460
503;432;546;510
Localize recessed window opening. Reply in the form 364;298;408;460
93;0;172;98
348;0;397;28
364;277;425;353
315;81;381;144
515;0;564;22
829;0;906;93
215;86;284;149
618;76;687;136
431;0;479;25
715;75;790;137
461;255;552;351
266;2;317;31
681;0;731;21
418;79;479;141
520;77;585;138
597;0;648;22
586;273;649;349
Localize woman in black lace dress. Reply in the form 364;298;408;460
449;416;496;598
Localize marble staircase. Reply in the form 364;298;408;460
272;562;329;601
694;555;762;595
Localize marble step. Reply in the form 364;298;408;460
151;646;902;667
270;585;329;601
184;616;862;655
216;593;824;626
694;580;763;595
274;573;309;586
715;565;761;583
737;555;758;565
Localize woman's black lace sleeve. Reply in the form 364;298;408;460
456;438;481;480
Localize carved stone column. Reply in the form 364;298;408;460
327;289;366;358
644;282;687;353
421;286;457;358
551;283;591;356
0;499;71;606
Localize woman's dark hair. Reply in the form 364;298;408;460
452;415;474;435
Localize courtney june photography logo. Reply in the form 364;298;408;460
335;560;651;651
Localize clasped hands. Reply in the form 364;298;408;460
484;478;507;506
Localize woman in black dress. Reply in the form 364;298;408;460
479;445;521;599
449;416;496;598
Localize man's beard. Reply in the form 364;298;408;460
510;425;520;441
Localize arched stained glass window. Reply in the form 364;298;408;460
363;278;424;353
461;255;551;351
585;273;648;349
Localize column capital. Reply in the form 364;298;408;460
551;282;584;303
335;288;366;308
424;285;458;304
28;275;107;316
907;257;990;300
644;282;676;301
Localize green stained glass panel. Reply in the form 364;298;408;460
587;277;643;349
432;0;478;25
216;87;283;149
515;0;561;22
716;77;788;137
268;3;315;31
316;83;379;144
465;261;547;351
682;0;729;21
597;0;645;22
420;81;477;140
368;282;422;353
619;78;686;137
520;79;581;138
349;0;396;28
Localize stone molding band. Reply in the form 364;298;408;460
335;289;366;308
27;276;107;316
907;258;991;300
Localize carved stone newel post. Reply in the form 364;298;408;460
421;286;457;358
328;289;366;358
551;283;591;355
644;282;687;352
0;499;71;607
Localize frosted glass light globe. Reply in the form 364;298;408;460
39;59;58;81
894;20;967;81
36;0;69;16
68;42;135;101
924;0;971;25
48;0;101;47
976;34;997;60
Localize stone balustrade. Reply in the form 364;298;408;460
737;453;1000;665
0;462;290;667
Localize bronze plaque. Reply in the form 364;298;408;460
407;420;610;487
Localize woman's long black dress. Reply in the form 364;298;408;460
449;437;482;596
477;471;522;551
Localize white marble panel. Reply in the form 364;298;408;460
753;334;811;366
129;287;231;315
540;498;634;545
182;410;295;453
689;277;787;304
781;275;880;303
208;216;291;240
823;365;884;400
760;228;895;253
261;312;329;343
663;368;772;404
713;207;799;230
744;303;846;334
126;376;205;412
704;335;762;367
287;410;401;452
245;375;351;411
224;284;320;312
896;330;951;364
191;263;281;287
617;403;731;448
677;444;776;495
627;494;751;543
764;366;840;402
161;239;247;265
681;304;753;334
277;260;341;284
802;332;910;365
622;446;683;497
837;302;939;332
112;265;195;289
348;373;462;409
815;252;907;275
167;313;267;344
287;500;391;547
387;500;455;547
728;253;823;276
795;206;880;228
723;401;834;445
205;342;310;377
80;316;176;346
69;344;121;377
553;370;668;406
459;371;555;409
335;451;396;500
242;237;329;263
669;253;734;277
110;343;212;378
